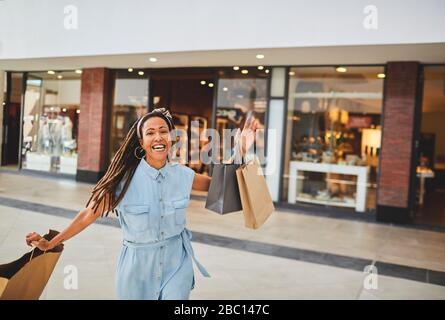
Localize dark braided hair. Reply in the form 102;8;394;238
85;108;174;217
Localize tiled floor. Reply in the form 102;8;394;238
1;171;445;299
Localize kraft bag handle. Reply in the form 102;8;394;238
29;243;47;262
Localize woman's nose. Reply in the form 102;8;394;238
153;132;163;140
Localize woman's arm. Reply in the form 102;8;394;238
192;173;211;192
25;194;111;251
191;116;260;193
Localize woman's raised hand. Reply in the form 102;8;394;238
235;115;259;157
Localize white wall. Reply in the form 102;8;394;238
0;0;444;60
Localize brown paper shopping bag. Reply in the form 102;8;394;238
0;230;64;300
236;159;274;229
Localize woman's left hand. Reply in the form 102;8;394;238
235;115;259;156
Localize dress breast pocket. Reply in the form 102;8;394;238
172;198;189;225
122;205;151;232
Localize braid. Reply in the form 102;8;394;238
86;121;140;217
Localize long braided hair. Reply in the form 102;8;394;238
85;108;174;217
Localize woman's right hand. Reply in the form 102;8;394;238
26;232;42;247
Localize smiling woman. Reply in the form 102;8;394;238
25;107;259;300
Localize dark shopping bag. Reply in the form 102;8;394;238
205;163;243;214
0;230;64;300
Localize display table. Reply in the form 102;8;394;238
60;155;78;175
288;161;369;212
25;153;52;172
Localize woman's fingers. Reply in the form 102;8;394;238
31;239;49;251
26;232;42;246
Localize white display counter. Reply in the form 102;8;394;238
25;153;52;172
288;161;369;212
59;155;78;175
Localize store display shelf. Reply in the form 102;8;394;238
295;196;356;208
288;161;369;212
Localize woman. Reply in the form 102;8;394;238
25;108;258;300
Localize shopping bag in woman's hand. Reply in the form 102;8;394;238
236;158;274;229
205;162;243;214
0;230;64;300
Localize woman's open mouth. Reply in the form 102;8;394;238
151;144;166;152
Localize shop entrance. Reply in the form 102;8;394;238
1;72;23;169
414;65;445;227
150;69;216;174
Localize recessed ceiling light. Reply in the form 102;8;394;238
265;69;270;74
233;66;240;70
288;71;295;76
128;68;134;72
257;66;264;70
75;69;82;74
47;70;55;75
57;75;63;79
223;87;228;91
200;80;206;85
62;108;67;112
336;67;347;73
208;83;214;88
138;71;144;76
76;109;80;114
241;69;249;74
256;54;265;59
50;107;55;111
149;57;158;62
377;73;386;79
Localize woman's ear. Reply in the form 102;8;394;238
138;138;144;146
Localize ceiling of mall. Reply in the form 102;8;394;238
0;43;444;72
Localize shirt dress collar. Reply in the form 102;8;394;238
139;158;171;180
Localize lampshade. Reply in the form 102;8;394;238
361;128;381;157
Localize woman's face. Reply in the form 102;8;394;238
139;116;172;162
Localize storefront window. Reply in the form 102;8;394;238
109;70;149;160
21;71;81;174
415;65;445;225
283;66;384;212
216;67;269;161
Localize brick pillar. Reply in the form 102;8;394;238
377;62;421;223
76;68;111;183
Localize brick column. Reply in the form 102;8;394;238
76;68;111;183
377;62;421;223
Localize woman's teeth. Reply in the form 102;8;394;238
152;144;166;151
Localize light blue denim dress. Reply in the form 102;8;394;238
114;159;210;300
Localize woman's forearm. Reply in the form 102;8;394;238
192;173;211;192
48;207;100;248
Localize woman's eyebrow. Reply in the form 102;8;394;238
145;125;167;131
